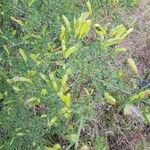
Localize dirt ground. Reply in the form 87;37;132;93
119;0;150;75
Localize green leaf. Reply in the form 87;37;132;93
121;28;133;39
57;92;70;107
61;74;68;87
104;92;116;106
64;43;80;58
12;86;21;93
105;38;122;48
48;117;58;127
109;24;125;37
62;15;71;32
30;53;41;65
24;97;40;108
11;16;24;26
60;25;66;41
49;73;58;92
16;132;25;136
7;77;33;84
39;73;49;83
114;48;127;55
94;136;109;150
28;0;35;7
74;12;90;30
75;20;91;39
95;24;107;40
41;89;47;97
144;113;150;124
130;90;150;103
124;103;131;115
127;58;139;77
3;45;10;56
0;93;3;100
86;0;92;15
18;48;27;62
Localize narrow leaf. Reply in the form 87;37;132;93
105;38;122;48
64;43;80;58
11;16;24;26
121;28;133;39
86;0;92;15
7;77;33;84
28;0;35;7
62;15;71;32
18;48;27;62
104;92;116;106
24;97;40;108
3;45;10;56
127;58;139;77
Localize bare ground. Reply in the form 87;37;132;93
119;0;150;75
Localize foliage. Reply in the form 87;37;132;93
0;0;149;149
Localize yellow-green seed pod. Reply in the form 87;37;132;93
62;15;71;32
127;58;140;77
18;48;27;62
104;92;116;106
86;0;92;15
11;16;24;26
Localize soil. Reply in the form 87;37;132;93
119;0;150;75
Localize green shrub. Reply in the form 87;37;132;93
0;0;149;150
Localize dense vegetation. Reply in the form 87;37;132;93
0;0;150;149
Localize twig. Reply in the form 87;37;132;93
75;117;83;150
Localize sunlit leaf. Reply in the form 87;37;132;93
130;90;150;103
24;97;40;108
12;30;16;36
124;103;132;115
61;74;68;87
109;24;124;38
11;16;24;26
64;43;80;58
75;20;91;39
7;77;33;84
48;117;58;127
61;39;66;52
79;145;89;150
44;144;61;150
16;132;25;136
62;15;71;32
57;92;70;107
30;53;41;65
114;47;127;55
41;89;47;97
18;48;27;62
105;38;122;48
12;86;21;93
27;70;36;78
127;58;139;77
60;106;71;118
104;92;116;106
39;73;49;83
86;0;92;15
95;24;107;40
60;25;66;41
74;12;90;30
49;73;58;92
121;28;133;39
3;45;10;56
109;24;125;38
28;0;35;7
